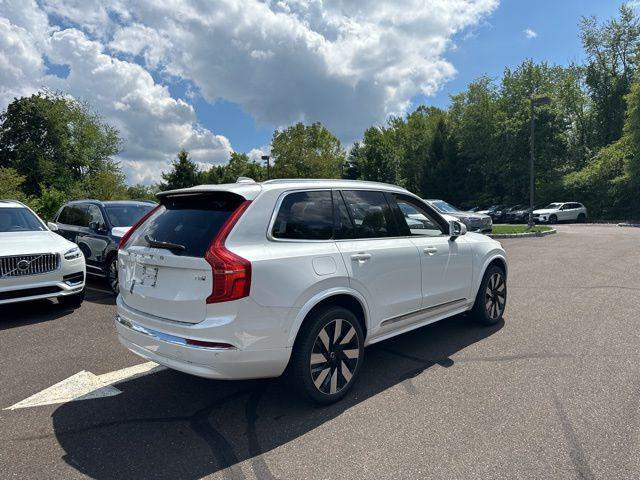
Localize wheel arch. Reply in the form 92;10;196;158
287;288;369;347
473;252;508;299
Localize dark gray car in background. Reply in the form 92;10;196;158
50;200;156;293
426;199;493;233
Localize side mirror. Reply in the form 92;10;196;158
449;220;467;239
47;222;58;232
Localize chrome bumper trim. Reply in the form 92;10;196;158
115;315;237;351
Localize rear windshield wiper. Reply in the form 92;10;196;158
144;234;186;252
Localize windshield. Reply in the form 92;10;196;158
544;203;562;209
430;200;459;213
105;204;155;227
0;207;46;232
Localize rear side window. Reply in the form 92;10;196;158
59;205;89;227
272;191;334;240
128;193;244;257
341;190;398;238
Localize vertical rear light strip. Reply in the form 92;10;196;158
205;200;252;303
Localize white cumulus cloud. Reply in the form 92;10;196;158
524;28;538;39
1;0;500;183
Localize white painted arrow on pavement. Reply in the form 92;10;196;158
5;361;165;410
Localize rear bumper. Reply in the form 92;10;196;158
115;312;292;380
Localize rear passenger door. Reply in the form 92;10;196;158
54;204;85;244
335;190;422;330
76;204;110;269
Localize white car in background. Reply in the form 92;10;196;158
533;202;587;224
0;200;86;307
115;179;508;404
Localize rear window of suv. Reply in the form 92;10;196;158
272;191;334;240
128;193;244;257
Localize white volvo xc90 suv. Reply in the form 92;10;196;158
0;200;86;307
115;180;507;403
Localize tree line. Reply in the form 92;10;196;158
2;5;639;220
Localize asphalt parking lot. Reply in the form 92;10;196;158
1;224;639;479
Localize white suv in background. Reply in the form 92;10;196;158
533;202;587;224
0;200;86;307
115;180;508;403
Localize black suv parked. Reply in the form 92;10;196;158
51;200;156;293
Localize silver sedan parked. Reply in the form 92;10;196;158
426;199;492;233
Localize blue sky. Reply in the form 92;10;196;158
0;1;631;183
189;1;625;154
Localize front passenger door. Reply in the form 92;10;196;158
390;194;472;308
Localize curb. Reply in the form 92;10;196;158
618;223;640;228
488;228;556;239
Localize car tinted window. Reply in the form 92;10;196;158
392;195;444;237
334;192;356;240
0;207;46;232
341;190;398;238
105;204;155;227
60;205;89;227
272;191;334;240
128;193;243;257
87;205;104;225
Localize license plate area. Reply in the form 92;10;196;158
133;262;159;288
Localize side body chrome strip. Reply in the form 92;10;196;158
380;298;467;327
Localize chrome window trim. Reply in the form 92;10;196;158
266;187;452;243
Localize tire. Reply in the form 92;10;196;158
58;288;85;309
577;213;586;223
288;306;365;404
548;214;557;224
106;254;119;294
470;265;507;326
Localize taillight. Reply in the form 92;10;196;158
118;205;161;250
205;200;252;303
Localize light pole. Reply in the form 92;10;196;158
528;95;551;227
261;155;270;180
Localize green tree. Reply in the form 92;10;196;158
28;186;67;221
270;122;345;178
127;184;159;201
580;5;640;147
0;167;26;199
205;152;266;184
159;150;203;190
82;168;128;200
0;90;122;196
357;126;400;184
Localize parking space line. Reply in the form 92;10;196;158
86;286;114;294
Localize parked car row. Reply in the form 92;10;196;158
0;198;156;308
475;202;587;224
48;199;157;293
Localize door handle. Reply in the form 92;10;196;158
423;247;438;256
351;253;372;262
